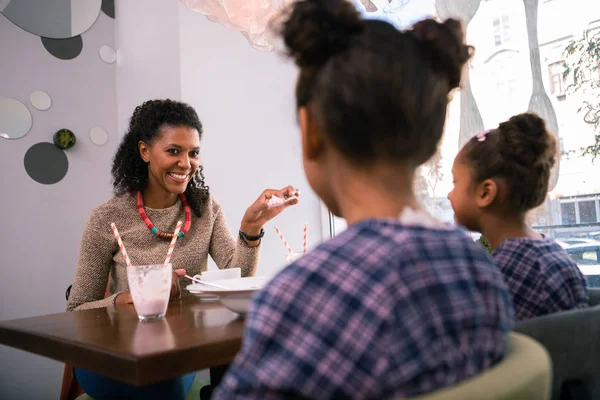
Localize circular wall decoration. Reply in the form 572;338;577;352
99;45;116;64
24;142;69;185
42;36;83;60
53;129;77;150
101;0;115;19
0;97;33;140
30;90;52;111
1;0;102;39
90;126;109;146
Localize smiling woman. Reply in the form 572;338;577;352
65;99;299;400
68;98;299;309
138;127;201;206
111;99;209;221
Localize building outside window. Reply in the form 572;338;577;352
324;0;600;286
493;14;512;47
549;61;566;96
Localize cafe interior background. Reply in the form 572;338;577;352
1;0;600;398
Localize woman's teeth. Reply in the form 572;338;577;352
168;173;187;180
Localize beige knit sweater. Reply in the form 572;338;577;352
67;193;260;311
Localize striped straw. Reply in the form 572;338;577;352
110;223;132;267
164;221;183;266
303;223;307;254
274;226;292;254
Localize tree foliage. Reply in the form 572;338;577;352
563;29;600;160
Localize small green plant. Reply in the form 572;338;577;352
563;30;600;160
477;235;492;253
53;129;76;149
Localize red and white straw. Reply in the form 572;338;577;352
110;223;132;267
274;226;292;254
164;221;183;266
303;223;307;254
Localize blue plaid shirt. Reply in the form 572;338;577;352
493;238;588;321
214;220;514;400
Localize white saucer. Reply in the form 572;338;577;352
186;287;220;302
189;276;271;315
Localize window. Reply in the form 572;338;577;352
493;14;511;47
561;203;577;225
579;200;598;223
331;214;347;236
493;18;501;47
502;15;511;43
555;196;600;225
548;61;566;96
492;58;519;97
324;0;600;287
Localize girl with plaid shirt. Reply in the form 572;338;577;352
215;0;515;398
448;113;588;321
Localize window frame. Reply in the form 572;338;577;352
548;60;566;96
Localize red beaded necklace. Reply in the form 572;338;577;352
136;192;191;240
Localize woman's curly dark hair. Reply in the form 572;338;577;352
111;99;209;216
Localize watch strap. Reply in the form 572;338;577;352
239;228;265;242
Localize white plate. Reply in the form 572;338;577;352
187;276;270;294
188;291;220;302
186;284;220;302
190;276;271;315
215;292;257;315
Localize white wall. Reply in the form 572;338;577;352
0;12;117;399
115;0;183;135
178;4;324;276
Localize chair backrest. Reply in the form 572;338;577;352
587;288;600;306
408;333;552;400
514;304;600;400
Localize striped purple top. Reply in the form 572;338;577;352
214;220;514;399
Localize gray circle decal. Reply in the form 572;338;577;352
42;36;83;60
24;142;69;185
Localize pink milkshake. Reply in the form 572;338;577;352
127;264;172;321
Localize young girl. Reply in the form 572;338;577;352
449;112;588;321
214;1;514;399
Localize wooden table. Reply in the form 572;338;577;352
0;296;245;386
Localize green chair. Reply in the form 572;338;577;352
409;333;552;400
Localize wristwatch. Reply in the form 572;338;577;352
239;228;265;243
